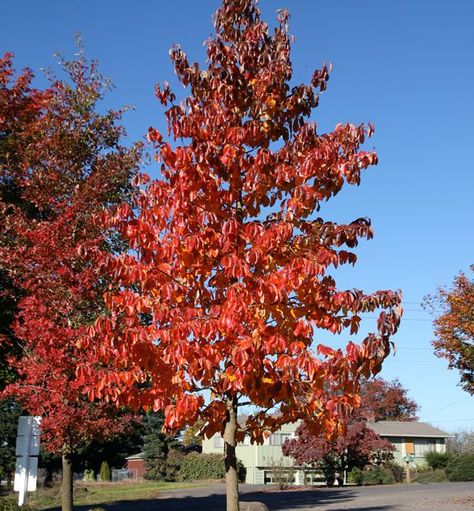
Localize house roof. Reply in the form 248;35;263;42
366;421;451;438
125;452;145;460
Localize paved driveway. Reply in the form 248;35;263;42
67;482;474;511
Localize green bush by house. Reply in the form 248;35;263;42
178;453;245;482
425;451;452;470
348;467;364;486
445;454;474;481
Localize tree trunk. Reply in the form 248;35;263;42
224;396;239;511
62;454;74;511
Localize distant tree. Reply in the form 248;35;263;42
283;377;417;484
75;415;145;476
182;419;205;447
358;377;419;421
447;430;474;456
283;421;393;486
0;50;141;511
425;267;474;394
143;412;180;480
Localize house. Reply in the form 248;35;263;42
202;422;299;484
125;452;146;479
366;421;450;467
202;420;451;484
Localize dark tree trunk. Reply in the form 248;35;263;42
224;396;239;511
61;454;74;511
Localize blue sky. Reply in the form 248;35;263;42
2;0;473;431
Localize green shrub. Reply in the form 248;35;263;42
178;453;245;482
165;449;186;481
0;495;31;511
363;467;395;485
414;462;430;473
425;451;452;470
348;467;364;486
445;454;474;481
83;469;95;481
386;462;405;483
99;461;111;482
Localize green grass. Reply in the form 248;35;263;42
412;469;448;484
27;480;207;510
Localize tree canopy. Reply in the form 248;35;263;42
0;51;141;511
425;267;474;395
81;1;402;509
358;377;418;422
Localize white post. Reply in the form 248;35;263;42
15;416;41;507
18;418;32;506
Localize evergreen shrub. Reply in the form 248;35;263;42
425;451;452;470
445;454;474;481
99;461;111;482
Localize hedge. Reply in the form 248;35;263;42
178;453;246;482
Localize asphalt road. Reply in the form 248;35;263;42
66;482;474;511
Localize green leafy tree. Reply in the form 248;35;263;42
0;399;20;487
143;412;180;481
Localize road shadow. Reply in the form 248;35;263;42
45;486;395;511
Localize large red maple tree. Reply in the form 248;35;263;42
0;52;140;511
84;2;402;509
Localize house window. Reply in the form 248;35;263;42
269;433;291;446
414;439;437;456
213;435;224;448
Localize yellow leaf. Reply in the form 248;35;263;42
266;97;276;109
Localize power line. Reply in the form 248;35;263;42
430;418;474;423
420;397;472;419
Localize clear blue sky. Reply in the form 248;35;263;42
2;0;473;431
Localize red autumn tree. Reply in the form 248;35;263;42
283;421;393;485
84;2;402;509
358;377;419;421
425;267;474;395
0;52;141;511
282;377;417;485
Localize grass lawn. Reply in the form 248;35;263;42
26;480;207;510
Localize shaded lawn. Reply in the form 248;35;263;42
28;481;207;510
